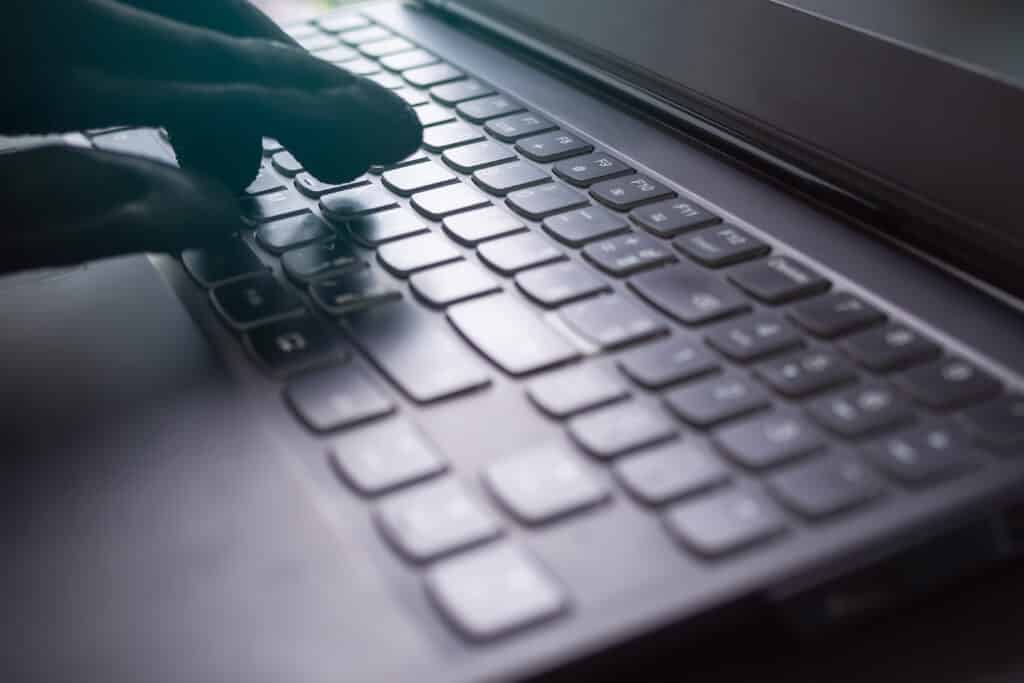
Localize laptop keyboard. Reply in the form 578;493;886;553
88;10;1024;642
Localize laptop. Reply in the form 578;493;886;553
5;1;1024;681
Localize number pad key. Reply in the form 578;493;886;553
705;314;803;362
543;207;630;247
613;441;730;506
618;337;720;389
515;261;610;307
894;358;1001;411
675;224;769;268
665;489;786;558
506;184;589;220
755;349;858;397
211;273;304;330
867;423;978;487
485;112;557;142
516;131;593;162
839;323;941;371
478;232;565;275
631;198;719;238
788;292;885;338
714;412;826;469
629;265;749;324
806;384;914;437
310;265;401;315
728;256;830;304
665;375;770;428
526;365;630;418
554;152;633;187
245;315;343;376
591;175;675;211
330;421;446;495
768;454;883;519
569;401;678;459
560;294;669;349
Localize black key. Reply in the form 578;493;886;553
294;172;369;199
526;366;630;418
756;349;858;398
448;294;580;375
244;315;343;376
316;44;361;63
211;273;304;330
613;441;730;506
807;383;914;438
281;240;359;283
414;103;457;127
894;358;1001;411
867;423;978;487
768;454;883;519
714;411;826;469
422;122;485;152
515;261;609;307
443;206;525;246
380;49;438;72
330;421;446;495
369;150;429;174
285;362;395;432
553;152;633;187
378;232;463;276
629;265;749;324
368;72;404;87
411;183;491;220
345;302;491;403
590;175;675;211
182;240;266;287
262;137;282;156
410;261;501;307
404;63;464;87
705;314;803;362
542;207;630;247
359;36;414;58
473;161;551;196
569;401;678;459
431;79;495;105
346;208;428;247
320;185;398;219
271;150;303;176
376;478;502;562
255;213;332;254
631;198;719;238
789;292;886;339
485;112;557;142
338;58;382;77
506;184;588;220
457;95;525;123
477;232;565;275
241;189;308;224
310;264;401;315
382;160;458;196
443;141;517;174
245;164;284;195
839;323;941;371
516;131;593;162
317;13;369;33
665;375;770;428
560;294;668;349
675;224;770;268
958;394;1024;450
426;544;566;641
393;87;430;106
617;337;720;389
339;26;392;46
485;443;609;524
728;256;830;304
664;489;786;557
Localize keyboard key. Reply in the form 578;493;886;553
255;213;332;254
404;63;464;87
665;375;770;428
182;240;266;287
631;198;719;238
422;121;486;152
807;384;914;438
380;49;438;72
315;45;361;64
281;240;358;283
241;189;308;224
294;172;369;199
378;232;463;276
664;489;786;557
339;26;392;46
473;161;551;196
346;208;428;246
485;112;557;142
245;164;284;195
317;13;369;33
569;401;678;459
705;314;803;362
617;337;720;389
542;207;630;247
958;394;1024;450
426;544;566;641
271;150;302;176
330;421;446;496
245;315;342;376
768;454;883;519
629;265;749;324
448;294;580;375
431;79;495;105
554;152;633;187
894;358;1001;411
368;72;406;88
369;150;429;174
338;58;382;76
410;261;501;307
211;273;304;330
714;412;826;469
285;363;395;432
393;87;430;106
443;141;517;174
485;443;609;524
310;264;401;315
867;423;978;487
788;292;885;339
515;261;609;307
457;95;525;123
320;185;398;219
345;302;491;403
359;36;414;58
382;160;457;196
728;256;830;304
591;175;675;211
839;324;941;371
516;131;593;162
560;294;668;349
613;441;730;506
478;232;565;275
526;366;630;418
414;103;457;127
507;184;588;220
412;183;491;220
583;232;676;275
443;206;525;246
755;349;858;397
261;138;282;156
285;22;321;40
676;224;769;268
296;33;338;53
376;478;502;562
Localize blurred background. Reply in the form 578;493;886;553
253;0;357;23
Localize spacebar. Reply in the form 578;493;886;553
344;301;491;403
